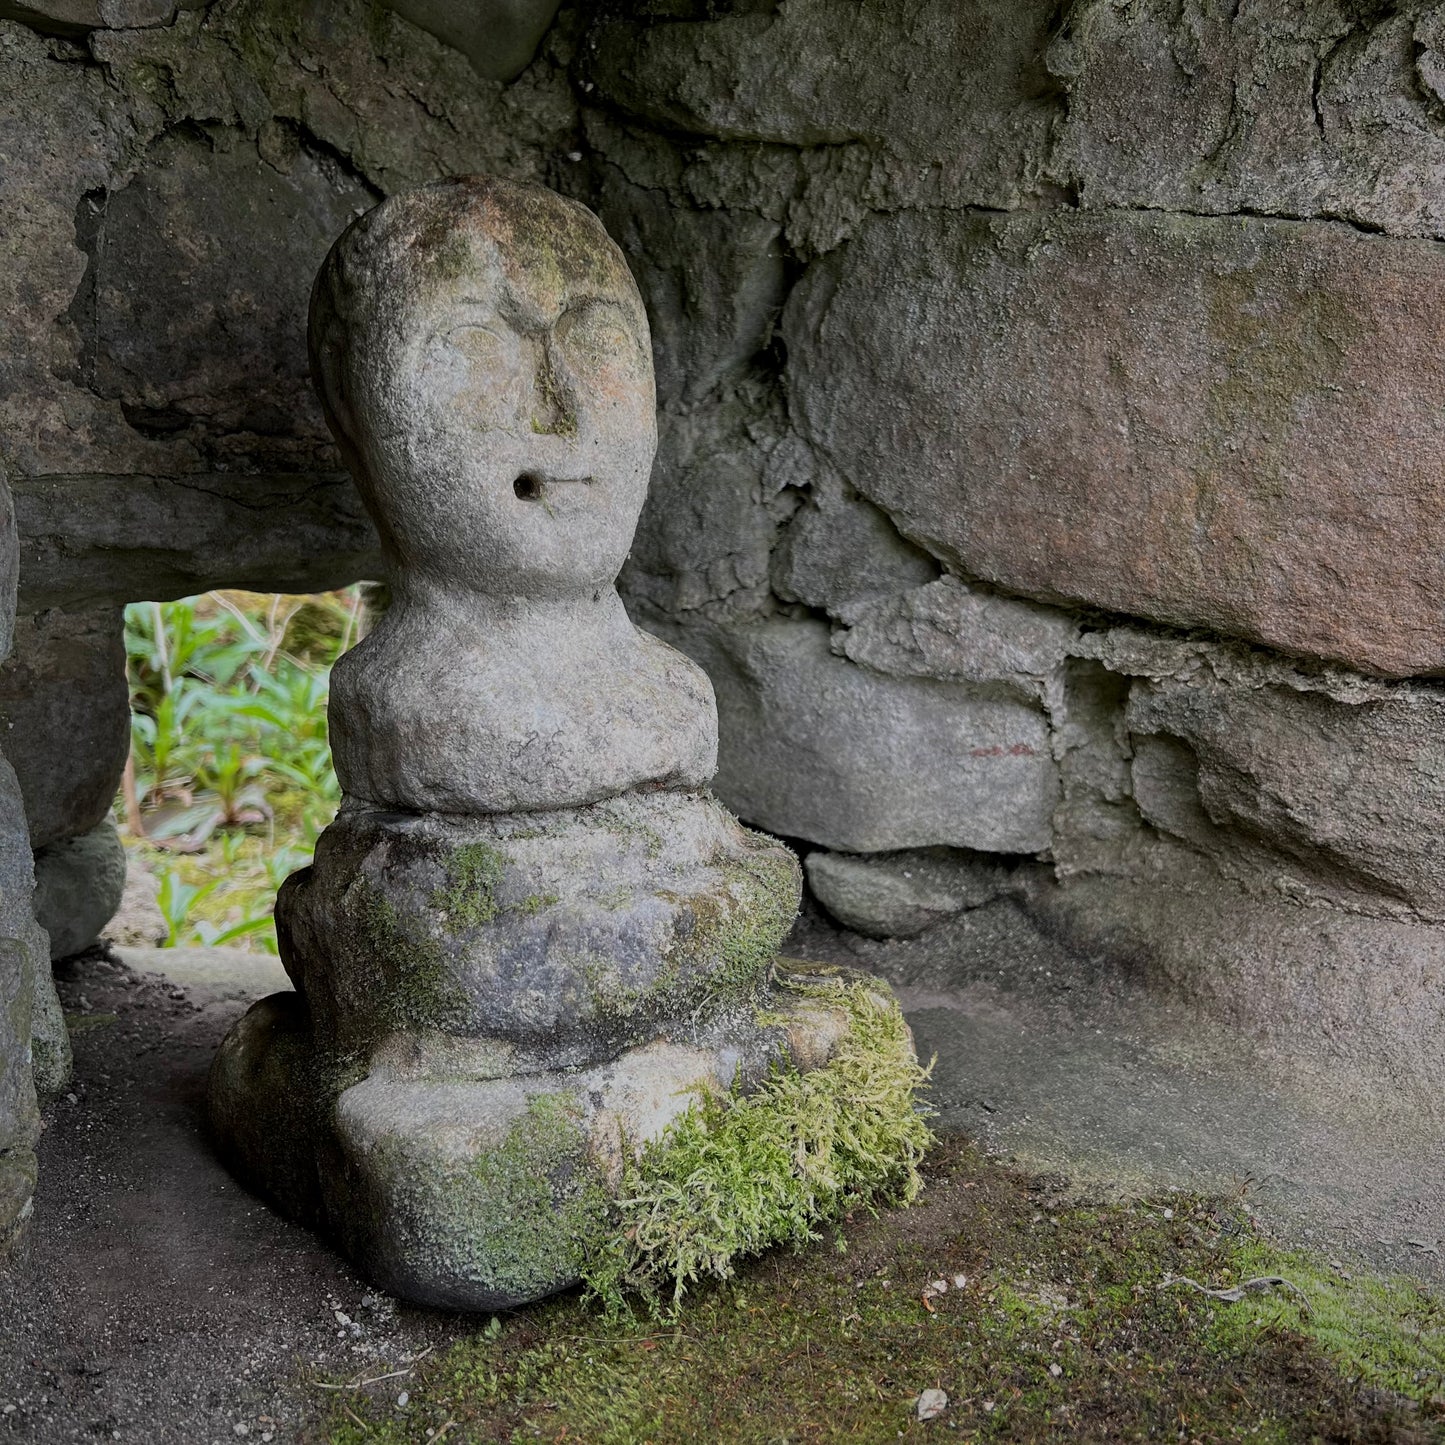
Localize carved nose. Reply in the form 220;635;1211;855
529;338;578;438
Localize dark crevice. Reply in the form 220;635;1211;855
119;402;192;438
1310;55;1329;140
54;187;107;394
281;118;384;206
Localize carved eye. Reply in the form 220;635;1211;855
443;323;520;377
422;323;527;417
555;301;645;370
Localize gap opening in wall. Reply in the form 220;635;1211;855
114;586;377;956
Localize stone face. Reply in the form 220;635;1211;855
0;606;128;849
1127;673;1445;922
786;208;1445;677
33;818;126;960
278;791;800;1069
313;177;718;813
805;849;1013;940
671;618;1057;856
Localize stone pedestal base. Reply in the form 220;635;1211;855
208;789;922;1309
210;966;866;1310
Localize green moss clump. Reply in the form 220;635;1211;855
318;1134;1442;1444
672;840;801;1017
582;982;933;1315
432;842;508;930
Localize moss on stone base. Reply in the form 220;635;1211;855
458;1092;611;1304
581;981;933;1315
348;877;465;1034
432;842;508;930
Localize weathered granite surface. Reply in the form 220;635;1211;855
670;617;1058;856
0;468;57;1250
805;849;1014;941
6;0;1445;1156
33;818;126;961
785;209;1445;679
312;177;717;814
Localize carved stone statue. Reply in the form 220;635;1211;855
209;178;914;1309
307;177;716;815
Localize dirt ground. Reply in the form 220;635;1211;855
0;917;1442;1443
0;949;462;1444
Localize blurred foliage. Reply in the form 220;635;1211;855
118;588;366;954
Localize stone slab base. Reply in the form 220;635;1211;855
209;964;870;1310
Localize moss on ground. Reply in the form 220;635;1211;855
310;1137;1443;1444
1215;1238;1445;1408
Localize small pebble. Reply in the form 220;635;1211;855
1049;1363;1063;1378
928;1278;948;1295
917;1388;948;1421
397;1391;409;1408
952;1274;967;1289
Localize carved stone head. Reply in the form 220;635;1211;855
310;176;657;601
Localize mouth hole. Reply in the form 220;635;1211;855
513;473;545;501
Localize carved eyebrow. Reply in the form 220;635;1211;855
559;295;630;319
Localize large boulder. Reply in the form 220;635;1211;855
0;605;128;849
786;208;1445;678
1126;669;1445;923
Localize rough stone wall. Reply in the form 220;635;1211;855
2;0;586;609
3;0;1445;1147
0;464;58;1251
565;0;1445;1100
